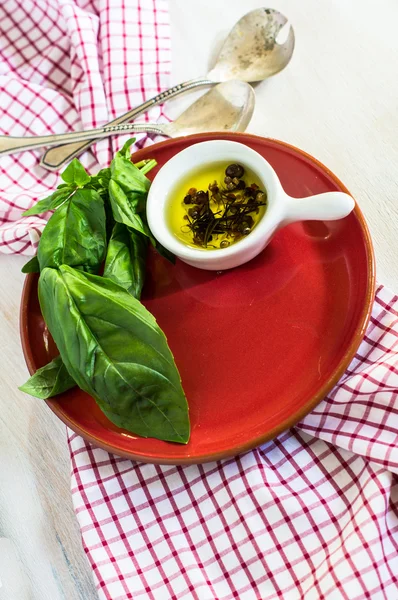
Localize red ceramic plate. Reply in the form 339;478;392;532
20;133;375;464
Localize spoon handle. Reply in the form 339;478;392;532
40;77;214;171
284;192;355;225
0;122;166;158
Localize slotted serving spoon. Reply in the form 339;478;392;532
40;7;294;170
0;81;254;158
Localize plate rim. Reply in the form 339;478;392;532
19;132;376;464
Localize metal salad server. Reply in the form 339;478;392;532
40;8;294;171
0;81;255;159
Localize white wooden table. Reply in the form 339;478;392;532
1;0;398;597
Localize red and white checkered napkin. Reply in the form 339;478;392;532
69;284;398;600
0;0;169;254
2;2;398;599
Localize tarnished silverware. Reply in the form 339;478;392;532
0;82;254;158
40;8;294;171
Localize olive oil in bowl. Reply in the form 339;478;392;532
167;162;267;250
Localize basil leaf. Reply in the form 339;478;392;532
37;188;106;273
111;153;150;194
89;167;111;194
61;158;91;186
104;223;148;299
108;179;147;234
118;137;136;159
104;195;116;243
19;355;76;399
21;255;40;273
38;265;190;444
22;188;73;217
85;168;114;239
139;213;175;264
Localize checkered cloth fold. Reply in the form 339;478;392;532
1;2;397;599
70;284;398;600
0;0;169;254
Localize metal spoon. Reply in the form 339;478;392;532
0;81;254;159
41;8;294;170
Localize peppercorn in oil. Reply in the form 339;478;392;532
167;163;268;250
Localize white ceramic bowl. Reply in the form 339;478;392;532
146;140;355;271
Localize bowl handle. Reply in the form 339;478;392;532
283;192;355;225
